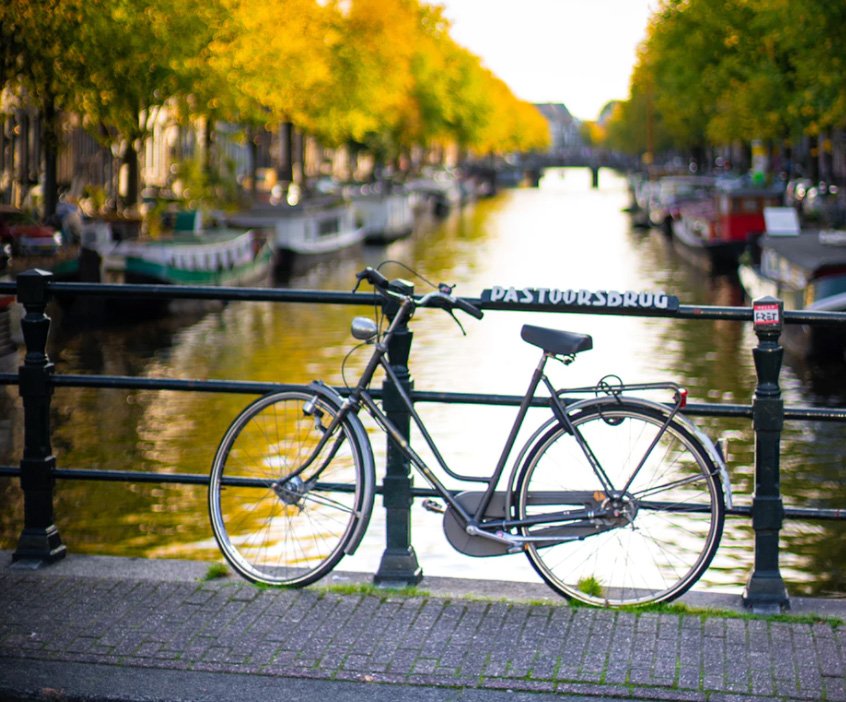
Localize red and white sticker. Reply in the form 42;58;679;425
753;302;780;326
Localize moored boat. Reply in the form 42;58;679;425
648;176;716;234
738;229;846;358
671;186;783;273
119;228;274;287
352;188;416;245
53;219;274;318
405;169;463;218
228;195;365;279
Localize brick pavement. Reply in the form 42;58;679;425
1;563;845;702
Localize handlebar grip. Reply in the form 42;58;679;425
356;266;390;289
454;297;484;320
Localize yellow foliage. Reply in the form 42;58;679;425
4;0;553;164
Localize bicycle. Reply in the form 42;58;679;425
208;264;730;607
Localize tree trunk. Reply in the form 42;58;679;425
203;117;215;179
279;122;294;183
41;95;59;219
691;144;705;173
123;140;140;210
782;137;793;180
807;134;819;182
822;129;834;183
295;129;305;185
41;93;59;220
249;129;258;202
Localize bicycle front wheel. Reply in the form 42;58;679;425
209;389;372;586
515;402;724;607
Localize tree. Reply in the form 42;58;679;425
0;0;88;217
76;0;226;210
203;0;334;194
616;0;846;175
307;0;417;148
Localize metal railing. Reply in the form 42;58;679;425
2;269;846;612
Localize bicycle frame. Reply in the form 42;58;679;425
304;294;693;548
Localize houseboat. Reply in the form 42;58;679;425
228;195;365;279
405;169;463;218
672;186;783;272
739;229;846;358
53;215;274;317
352;187;416;245
648;176;716;235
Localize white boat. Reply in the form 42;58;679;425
647;176;716;234
405;169;463;218
353;189;416;245
53;217;275;317
739;229;846;359
228;195;365;278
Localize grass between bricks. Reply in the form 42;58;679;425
202;563;231;581
200;565;842;628
316;581;843;628
612;600;843;627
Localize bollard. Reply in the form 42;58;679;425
374;278;423;586
742;296;788;612
12;269;66;565
591;165;600;189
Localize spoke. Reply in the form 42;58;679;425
518;405;722;606
300;490;356;514
633;472;709;499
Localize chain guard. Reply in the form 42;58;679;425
443;490;637;556
442;492;510;557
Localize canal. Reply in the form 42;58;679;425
1;167;844;597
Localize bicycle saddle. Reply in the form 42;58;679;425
521;325;593;355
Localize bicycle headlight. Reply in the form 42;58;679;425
351;316;378;341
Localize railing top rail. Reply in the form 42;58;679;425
3;277;846;325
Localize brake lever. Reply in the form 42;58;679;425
448;309;467;336
352;268;369;293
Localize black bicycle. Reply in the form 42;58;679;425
209;265;729;606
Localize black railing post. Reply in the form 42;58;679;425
374;278;422;586
743;296;788;612
12;269;66;566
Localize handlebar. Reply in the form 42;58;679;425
355;266;390;291
354;267;484;320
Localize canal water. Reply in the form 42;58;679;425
1;167;844;597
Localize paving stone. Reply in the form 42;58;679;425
824;676;846;702
4;567;846;702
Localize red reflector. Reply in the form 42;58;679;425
679;389;688;408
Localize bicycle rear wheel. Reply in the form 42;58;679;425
515;402;724;607
209;389;372;586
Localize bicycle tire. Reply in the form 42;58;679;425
209;389;372;586
514;401;724;607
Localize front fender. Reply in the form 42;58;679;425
307;381;376;554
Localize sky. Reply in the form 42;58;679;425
433;0;657;122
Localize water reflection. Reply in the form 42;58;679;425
0;168;844;596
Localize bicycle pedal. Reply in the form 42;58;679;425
421;499;445;514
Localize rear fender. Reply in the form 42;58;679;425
505;395;732;514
